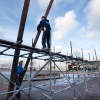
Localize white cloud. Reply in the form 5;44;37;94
79;0;100;39
86;30;100;38
79;27;100;38
84;0;100;29
53;10;79;40
78;27;87;37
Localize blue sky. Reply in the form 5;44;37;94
0;0;100;64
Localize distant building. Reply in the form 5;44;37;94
68;62;80;71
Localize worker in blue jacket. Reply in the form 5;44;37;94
16;60;26;100
37;16;51;50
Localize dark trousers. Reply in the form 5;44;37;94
16;77;21;99
42;28;50;48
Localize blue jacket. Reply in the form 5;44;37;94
16;65;25;76
37;18;51;31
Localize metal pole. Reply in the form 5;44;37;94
49;29;52;98
88;53;94;85
88;53;94;86
53;46;56;91
70;41;76;99
94;49;100;81
81;48;88;91
70;41;74;83
76;60;80;82
94;49;97;61
29;54;33;100
29;39;33;99
88;53;90;73
88;53;90;62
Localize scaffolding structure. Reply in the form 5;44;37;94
0;0;100;100
0;39;100;100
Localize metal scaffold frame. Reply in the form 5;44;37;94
0;39;100;100
0;0;100;100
